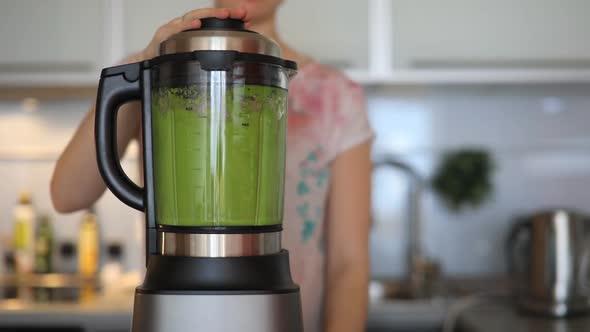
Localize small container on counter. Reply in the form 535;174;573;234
56;241;77;274
13;191;36;274
78;208;100;280
34;213;54;274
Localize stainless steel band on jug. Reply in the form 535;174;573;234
95;18;296;259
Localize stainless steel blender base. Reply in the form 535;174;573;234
132;290;303;332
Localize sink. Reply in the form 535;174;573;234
367;280;451;331
366;277;511;332
367;298;450;332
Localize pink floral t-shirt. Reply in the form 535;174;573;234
283;62;374;332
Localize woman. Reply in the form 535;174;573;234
51;3;373;331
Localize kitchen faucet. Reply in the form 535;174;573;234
373;157;440;298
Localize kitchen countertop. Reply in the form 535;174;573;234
457;299;590;332
0;289;134;331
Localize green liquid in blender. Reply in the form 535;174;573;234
151;84;287;227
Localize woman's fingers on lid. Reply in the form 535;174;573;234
168;16;183;25
159;7;249;43
181;8;230;23
180;7;249;23
159;18;192;40
243;9;252;22
154;25;173;42
229;7;248;20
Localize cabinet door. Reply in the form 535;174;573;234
123;0;212;56
0;0;104;74
278;0;369;70
392;0;590;69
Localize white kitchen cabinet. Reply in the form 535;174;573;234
0;0;105;85
277;0;369;70
390;0;590;69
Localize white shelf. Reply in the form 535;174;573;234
0;72;99;87
345;68;590;85
5;69;590;88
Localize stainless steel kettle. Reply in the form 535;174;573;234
507;209;590;317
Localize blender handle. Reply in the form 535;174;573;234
95;62;144;211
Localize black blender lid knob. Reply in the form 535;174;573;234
199;17;246;31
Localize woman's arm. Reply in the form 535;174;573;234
50;7;250;213
324;141;372;332
50;100;140;213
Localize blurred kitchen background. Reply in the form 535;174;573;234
2;0;590;331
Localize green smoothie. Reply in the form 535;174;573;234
151;84;287;227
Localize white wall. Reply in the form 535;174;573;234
368;84;590;278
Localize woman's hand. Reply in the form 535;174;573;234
129;7;250;63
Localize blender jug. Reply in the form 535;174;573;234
151;60;289;227
95;18;302;332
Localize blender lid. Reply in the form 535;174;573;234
160;18;281;58
150;17;297;71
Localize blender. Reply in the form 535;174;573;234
94;18;302;331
